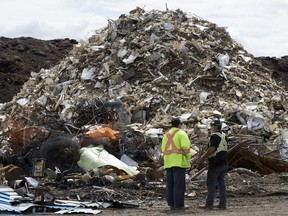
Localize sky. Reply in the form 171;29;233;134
0;0;287;57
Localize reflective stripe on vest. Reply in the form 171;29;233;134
211;132;227;157
163;130;190;155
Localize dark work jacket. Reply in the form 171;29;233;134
208;132;228;167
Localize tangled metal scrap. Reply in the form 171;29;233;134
0;7;287;172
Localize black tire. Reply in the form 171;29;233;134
39;135;81;171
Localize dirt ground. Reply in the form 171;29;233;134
92;197;288;216
42;190;288;216
40;171;288;216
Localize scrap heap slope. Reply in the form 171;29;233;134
0;8;287;162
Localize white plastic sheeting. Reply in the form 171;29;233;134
77;145;139;176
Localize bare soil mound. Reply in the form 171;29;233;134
0;37;77;103
257;56;288;91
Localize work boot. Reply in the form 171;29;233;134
199;204;213;210
173;205;189;211
215;203;227;210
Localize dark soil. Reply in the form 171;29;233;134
0;36;77;103
257;56;288;90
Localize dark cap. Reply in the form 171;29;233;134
171;118;181;127
210;119;222;126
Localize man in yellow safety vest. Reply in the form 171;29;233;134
161;118;191;211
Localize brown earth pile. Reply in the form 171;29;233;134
0;37;77;103
257;56;288;91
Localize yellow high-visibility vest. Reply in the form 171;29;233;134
161;127;191;169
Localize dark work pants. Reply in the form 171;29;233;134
165;167;186;208
206;164;228;206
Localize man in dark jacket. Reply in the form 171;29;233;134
199;119;228;210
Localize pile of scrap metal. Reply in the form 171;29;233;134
228;145;288;175
0;175;138;215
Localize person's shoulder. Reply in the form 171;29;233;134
211;133;221;139
212;131;225;136
178;129;188;135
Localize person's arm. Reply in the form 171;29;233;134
179;131;191;154
201;146;216;160
196;135;218;168
161;134;168;153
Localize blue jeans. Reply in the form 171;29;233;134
165;167;186;208
206;164;228;206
